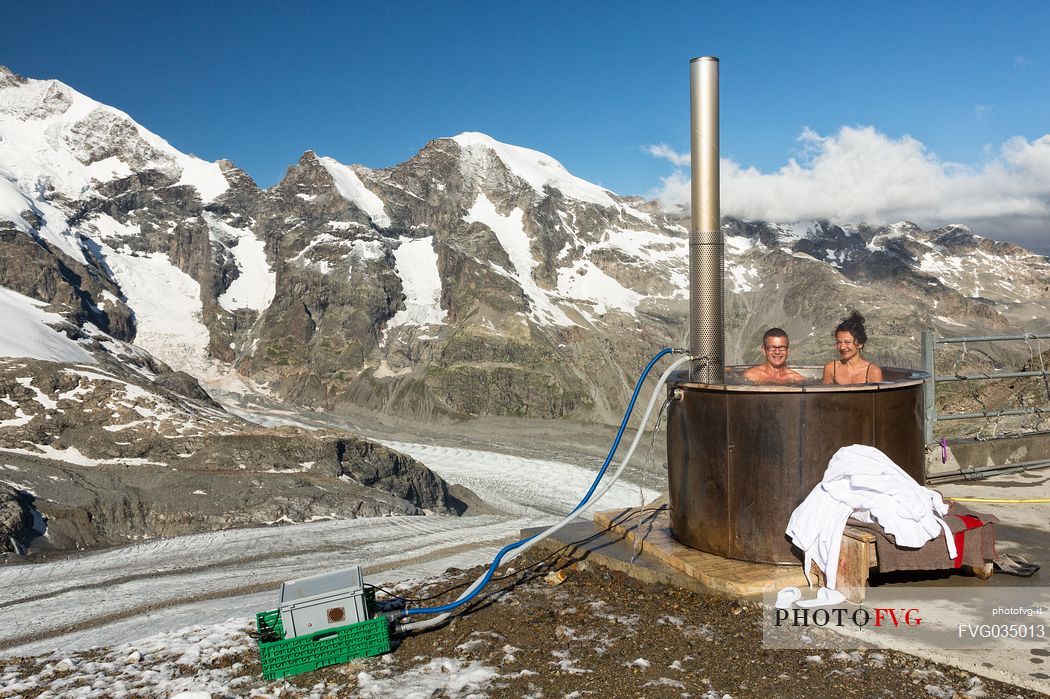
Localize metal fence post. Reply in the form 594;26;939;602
921;331;935;444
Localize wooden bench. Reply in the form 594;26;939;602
811;524;996;603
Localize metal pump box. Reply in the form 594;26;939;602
277;566;371;638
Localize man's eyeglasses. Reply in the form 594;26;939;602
764;346;789;353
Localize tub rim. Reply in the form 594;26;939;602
670;365;929;393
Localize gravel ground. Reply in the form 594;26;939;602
373;554;1043;699
3;551;1041;698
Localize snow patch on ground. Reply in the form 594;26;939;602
318;157;391;227
15;376;59;409
725;234;756;254
916;246;1032;303
385;236;447;332
727;263;760;292
357;657;500;698
617;203;653;224
556;260;641;318
351;238;386;265
934;314;967;327
0;444;99;466
0;170;88;265
374;360;412;378
172;156;228;203
571;227;688;303
465;194;574;327
204;213;275;312
602;227;684;262
0;287;96;364
327;220;369;231
0;407;34;428
93;231;211;374
0;619;251;698
288;233;387;276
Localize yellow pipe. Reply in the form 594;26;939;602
947;497;1050;503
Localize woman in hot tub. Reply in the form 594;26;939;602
822;311;883;385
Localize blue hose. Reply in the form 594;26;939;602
403;347;676;618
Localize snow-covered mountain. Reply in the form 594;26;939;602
0;67;473;556
3;64;1050;430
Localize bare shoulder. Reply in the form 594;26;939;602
868;363;884;382
741;365;763;381
821;362;834;384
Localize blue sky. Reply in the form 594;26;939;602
4;2;1050;250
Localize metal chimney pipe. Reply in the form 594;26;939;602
688;56;724;382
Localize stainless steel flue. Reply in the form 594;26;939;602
689;56;724;382
670;58;932;565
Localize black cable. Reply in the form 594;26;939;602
248;617;282;643
365;583;433;603
370;504;666;607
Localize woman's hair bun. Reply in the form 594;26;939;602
836;310;868;345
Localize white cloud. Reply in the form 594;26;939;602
647;126;1050;254
647;143;690;167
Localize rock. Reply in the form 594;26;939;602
151;370;218;405
0;358;475;554
0;486;31;555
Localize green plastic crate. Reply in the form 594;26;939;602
254;610;391;680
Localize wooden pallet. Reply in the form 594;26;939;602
594;499;808;597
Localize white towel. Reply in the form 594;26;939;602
786;445;956;589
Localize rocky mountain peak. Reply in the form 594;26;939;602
0;65;28;88
276;150;333;192
296;149;320;166
925;224;1028;257
446;132;617;208
265;150;382;234
216;159;260;194
0;73;75;123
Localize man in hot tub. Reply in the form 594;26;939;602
742;328;804;384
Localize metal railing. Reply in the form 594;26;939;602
921;330;1050;442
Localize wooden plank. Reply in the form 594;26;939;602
809;528;877;602
843;525;877;543
727;392;804;561
836;534;872;603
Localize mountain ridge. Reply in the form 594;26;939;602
2;66;1049;427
